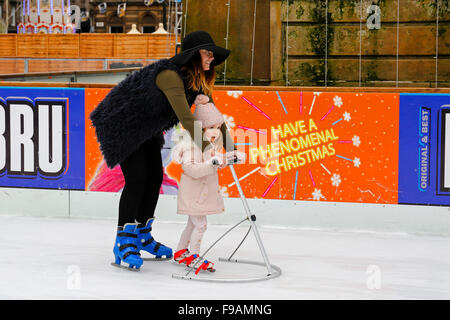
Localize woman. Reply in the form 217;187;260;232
90;30;236;270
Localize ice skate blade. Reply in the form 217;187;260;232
191;267;216;273
142;256;172;261
172;260;194;269
172;260;186;267
110;262;141;272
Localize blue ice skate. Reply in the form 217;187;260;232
112;223;143;271
137;218;173;260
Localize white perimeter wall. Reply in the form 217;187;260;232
1;187;450;236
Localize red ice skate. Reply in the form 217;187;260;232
178;253;216;273
174;249;190;262
195;259;215;274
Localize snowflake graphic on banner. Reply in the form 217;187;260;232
352;135;361;147
223;114;235;129
331;173;341;187
333;96;343;108
353;157;361;168
343;111;351;122
227;91;243;99
312;188;325;201
220;186;229;197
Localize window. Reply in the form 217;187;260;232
141;13;156;34
109;14;123;33
142;26;156;33
110;26;123;33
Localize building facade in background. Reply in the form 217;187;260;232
0;0;178;34
0;0;448;87
184;0;449;87
91;0;177;34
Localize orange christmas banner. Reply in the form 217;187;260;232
85;88;400;204
212;91;399;204
85;88;111;191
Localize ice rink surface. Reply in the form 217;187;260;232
0;214;449;300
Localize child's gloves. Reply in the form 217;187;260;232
224;150;246;165
210;155;224;168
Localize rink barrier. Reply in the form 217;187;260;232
0;83;449;234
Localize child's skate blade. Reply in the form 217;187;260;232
185;266;216;273
172;260;197;269
141;252;173;261
173;261;216;273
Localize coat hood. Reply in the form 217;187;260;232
171;129;202;165
171;128;223;164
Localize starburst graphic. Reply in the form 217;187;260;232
331;173;341;187
352;135;361;147
333;96;343;108
222;91;364;204
343;111;351;122
262;177;278;198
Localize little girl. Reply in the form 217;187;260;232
171;94;238;273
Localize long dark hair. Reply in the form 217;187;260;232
181;51;216;97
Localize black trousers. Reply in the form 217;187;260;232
118;137;163;227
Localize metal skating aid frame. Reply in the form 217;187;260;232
172;163;282;283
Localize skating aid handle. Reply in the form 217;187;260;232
226;155;240;166
212;155;239;166
229;155;239;164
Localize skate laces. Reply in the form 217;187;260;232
178;253;198;266
195;259;214;275
178;253;215;274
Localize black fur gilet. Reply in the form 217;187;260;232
89;59;200;169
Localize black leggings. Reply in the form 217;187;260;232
118;137;163;227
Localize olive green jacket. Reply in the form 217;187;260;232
155;69;236;152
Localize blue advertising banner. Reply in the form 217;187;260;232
0;87;85;190
399;93;450;205
1;85;449;208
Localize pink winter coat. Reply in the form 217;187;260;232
172;130;225;216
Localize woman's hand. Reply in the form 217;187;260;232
219;153;228;169
210;153;228;170
218;162;227;169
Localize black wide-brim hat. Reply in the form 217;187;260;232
169;31;230;67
